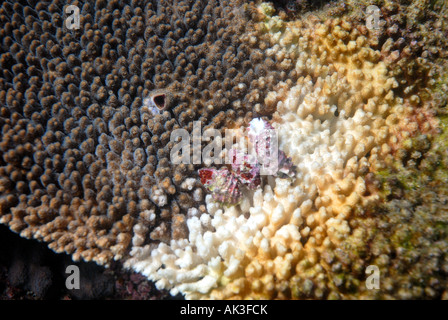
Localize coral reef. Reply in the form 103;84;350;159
1;0;448;300
0;0;296;266
125;0;448;299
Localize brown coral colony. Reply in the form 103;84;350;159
0;0;294;266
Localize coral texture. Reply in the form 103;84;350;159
0;0;294;266
1;0;448;300
125;0;448;299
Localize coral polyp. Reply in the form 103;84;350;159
125;1;448;300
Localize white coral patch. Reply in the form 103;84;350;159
124;74;380;298
125;9;393;299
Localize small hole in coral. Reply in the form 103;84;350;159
153;94;166;110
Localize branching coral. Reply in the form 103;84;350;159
125;1;448;299
1;0;448;300
0;0;296;266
